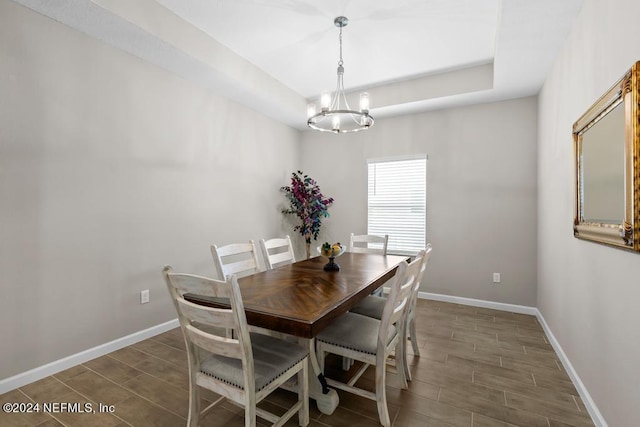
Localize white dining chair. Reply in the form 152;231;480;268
404;244;432;359
340;233;390;371
211;240;261;280
348;233;389;255
315;251;425;427
349;244;432;381
162;266;309;427
259;235;295;269
349;233;389;301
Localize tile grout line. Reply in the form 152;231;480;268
321;403;381;425
554;359;563;372
572;394;581;412
78;362;188;421
108;343;188;371
505;389;595;417
19;375;93;427
61;369;138;426
16;387;35;401
148;332;189;352
14;387;73;427
47;370;135;427
131;337;189;361
99;354;150;384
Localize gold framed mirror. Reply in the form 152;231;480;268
573;61;639;252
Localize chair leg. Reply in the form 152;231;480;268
402;317;419;381
187;382;200;427
403;338;412;383
395;336;408;390
298;361;309;426
244;399;256;427
375;353;391;427
317;344;325;374
341;357;354;371
409;317;420;356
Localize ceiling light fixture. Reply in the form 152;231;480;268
307;16;374;134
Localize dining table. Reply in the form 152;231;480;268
186;251;408;415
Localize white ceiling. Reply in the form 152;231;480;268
154;0;501;98
13;0;585;130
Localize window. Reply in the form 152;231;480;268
367;155;427;255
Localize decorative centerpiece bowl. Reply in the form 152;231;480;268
318;242;345;271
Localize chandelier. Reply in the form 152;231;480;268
307;16;374;134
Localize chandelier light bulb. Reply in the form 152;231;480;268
321;91;331;112
359;92;370;113
332;115;341;131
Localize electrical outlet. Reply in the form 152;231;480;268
492;273;501;283
140;289;150;304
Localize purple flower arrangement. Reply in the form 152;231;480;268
281;171;334;259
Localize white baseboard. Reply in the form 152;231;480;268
534;309;607;427
417;291;538;315
416;291;606;426
0;318;179;395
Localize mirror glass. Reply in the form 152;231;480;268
580;101;625;224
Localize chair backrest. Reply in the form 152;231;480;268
211;240;261;280
348;233;389;255
379;250;426;340
408;244;432;314
162;266;254;386
259;235;295;270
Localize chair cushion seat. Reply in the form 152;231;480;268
316;312;396;355
200;333;308;391
349;295;386;320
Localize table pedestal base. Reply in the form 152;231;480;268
305;337;339;415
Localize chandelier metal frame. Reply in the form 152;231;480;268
307;16;374;134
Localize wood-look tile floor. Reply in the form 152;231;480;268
1;299;595;426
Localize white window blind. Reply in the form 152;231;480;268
367;156;426;255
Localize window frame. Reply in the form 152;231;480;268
366;154;427;256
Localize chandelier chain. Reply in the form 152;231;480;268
338;26;343;67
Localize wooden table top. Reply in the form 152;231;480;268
187;252;407;338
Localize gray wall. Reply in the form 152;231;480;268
538;0;640;424
0;1;300;379
300;97;538;307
